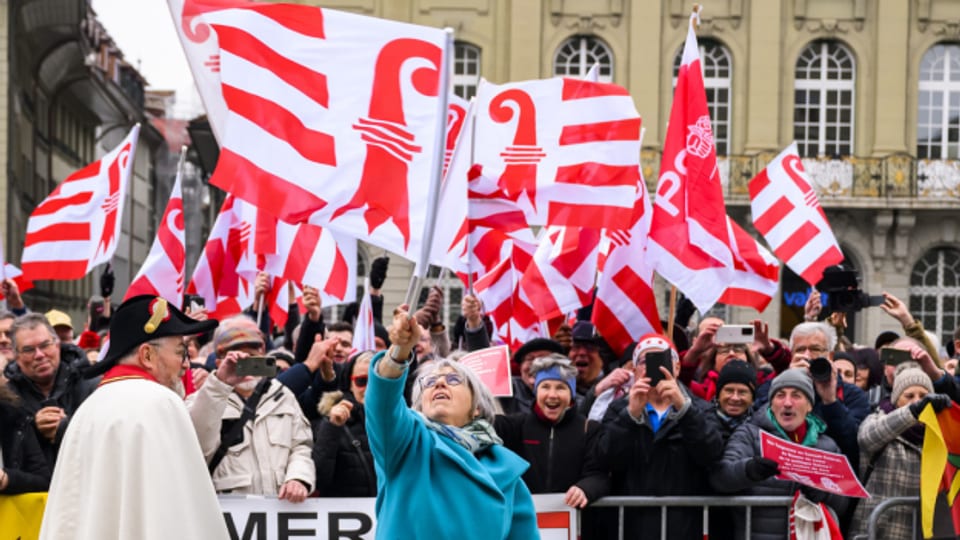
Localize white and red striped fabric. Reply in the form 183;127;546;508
443;94;470;179
473;244;546;352
520;226;600;321
749;143;843;285
592;174;662;356
647;14;734;313
0;265;34;300
125;170;186;307
21;125;141;280
472;77;641;230
429;100;474;275
718;218;781;312
351;285;376;352
175;2;447;259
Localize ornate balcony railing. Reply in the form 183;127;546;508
640;150;960;203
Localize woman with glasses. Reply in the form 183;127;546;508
365;305;538;540
312;351;377;497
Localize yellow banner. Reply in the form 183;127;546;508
0;492;48;540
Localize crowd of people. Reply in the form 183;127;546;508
0;257;959;539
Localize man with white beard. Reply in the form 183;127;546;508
40;295;229;540
186;315;315;501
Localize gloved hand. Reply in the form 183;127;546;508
413;286;443;328
745;456;780;482
369;257;389;289
910;393;953;418
100;263;115;298
800;485;828;504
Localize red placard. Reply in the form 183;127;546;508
760;430;869;499
458;345;513;397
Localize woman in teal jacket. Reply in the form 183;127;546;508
365;305;539;540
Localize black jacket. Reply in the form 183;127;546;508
494;407;609;501
598;390;723;540
311;396;376;497
3;355;98;468
0;399;50;494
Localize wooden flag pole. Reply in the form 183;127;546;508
667;285;678;345
255;291;265;328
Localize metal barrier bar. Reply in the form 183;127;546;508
865;496;919;540
589;496;794;539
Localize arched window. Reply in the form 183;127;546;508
453;42;481;99
673;38;733;155
909;247;960;346
553;35;613;82
918;44;960;159
794;40;855;158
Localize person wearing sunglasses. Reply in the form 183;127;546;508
312;350;377;497
365;304;538;539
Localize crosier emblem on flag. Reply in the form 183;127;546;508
647;11;735;313
125;154;187;307
749;143;843;285
21;125;140;280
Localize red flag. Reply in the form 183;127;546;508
748;143;843;285
21;125;141;280
351;286;376;352
520;226;600;321
647;14;734;313
187;196;256;319
0;265;34;300
125;169;186;307
718;218;780;312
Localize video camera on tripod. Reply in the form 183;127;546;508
815;265;884;313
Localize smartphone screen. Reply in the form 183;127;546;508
880;348;912;367
644;350;673;387
235;356;278;378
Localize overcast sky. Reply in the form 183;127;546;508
91;0;203;118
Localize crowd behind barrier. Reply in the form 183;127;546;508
0;263;959;539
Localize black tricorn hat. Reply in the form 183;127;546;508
512;337;565;366
84;295;218;378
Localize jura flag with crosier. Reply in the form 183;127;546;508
21;125;140;280
647;12;734;313
472;76;641;230
173;1;448;259
125;164;186;307
749;143;843;286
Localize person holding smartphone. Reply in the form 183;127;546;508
598;334;723;540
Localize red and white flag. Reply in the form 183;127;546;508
125;167;186;307
352;284;376;352
647;14;734;313
473;77;641;230
520;226;600;321
21;125;140;280
0;265;34;301
718;218;780;312
749;143;843;285
429;100;474;275
172;1;448;259
592;175;662;356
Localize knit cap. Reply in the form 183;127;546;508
891;367;933;405
769;368;815;405
213;316;263;354
717;361;757;396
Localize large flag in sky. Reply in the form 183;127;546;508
749;143;844;285
647;13;734;313
170;0;448;259
125;162;186;307
472;76;641;230
21;125;140;280
718;217;780;312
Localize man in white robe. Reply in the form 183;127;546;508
40;295;229;540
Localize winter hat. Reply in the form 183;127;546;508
769;368;815;405
717;361;757;396
891;368;933;405
632;333;678;366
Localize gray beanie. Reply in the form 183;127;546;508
770;368;815;405
891;368;933;405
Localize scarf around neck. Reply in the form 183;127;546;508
418;412;502;454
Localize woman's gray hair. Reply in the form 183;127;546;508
529;353;577;381
789;321;836;352
410;358;499;424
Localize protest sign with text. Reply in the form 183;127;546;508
458;345;513;397
760;430;869;499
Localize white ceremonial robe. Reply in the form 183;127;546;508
39;378;230;540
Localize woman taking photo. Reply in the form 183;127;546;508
365;305;538;540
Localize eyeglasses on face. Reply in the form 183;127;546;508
149;340;188;362
351;375;368;388
793;345;828;355
420;372;464;389
717;344;748;355
18;339;58;356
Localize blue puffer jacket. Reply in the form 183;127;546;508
365;352;539;540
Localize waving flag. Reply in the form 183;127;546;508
592;174;661;355
718;218;781;312
172;1;448;259
125;158;186;307
918;403;960;539
0;265;34;300
520;226;600;321
472;76;641;230
749;143;843;285
21;125;141;280
352;284;376;352
647;13;734;313
429;99;474;274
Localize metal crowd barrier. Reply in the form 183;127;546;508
589;495;795;540
860;496;920;540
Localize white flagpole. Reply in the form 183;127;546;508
404;28;454;309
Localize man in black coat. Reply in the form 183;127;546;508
598;334;723;540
